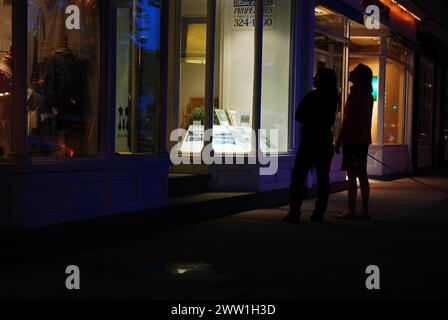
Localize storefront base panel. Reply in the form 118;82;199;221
417;141;433;169
0;157;170;230
209;154;348;192
207;155;295;192
368;145;411;176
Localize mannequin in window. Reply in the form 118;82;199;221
46;37;85;124
45;36;86;155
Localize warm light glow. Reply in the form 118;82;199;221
314;7;326;15
314;6;334;16
185;23;207;64
385;0;422;21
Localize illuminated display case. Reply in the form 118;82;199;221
179;109;273;154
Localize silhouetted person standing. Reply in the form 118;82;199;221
335;63;374;220
284;68;339;224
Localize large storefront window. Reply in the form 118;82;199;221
210;0;256;154
0;0;12;160
315;5;415;147
261;0;292;153
27;0;100;157
315;5;347;38
384;61;406;144
314;33;345;95
349;33;381;144
314;6;348;140
116;0;161;154
178;0;207;131
177;0;292;155
384;39;407;144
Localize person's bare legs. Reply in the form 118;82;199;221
337;171;357;218
358;172;370;218
347;171;358;216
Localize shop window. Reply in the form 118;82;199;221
350;18;381;55
208;0;256;154
315;5;347;38
417;59;434;140
116;0;161;154
348;21;382;143
384;38;408;144
384;61;406;144
349;56;380;144
177;0;292;155
261;0;292;153
27;0;100;157
178;0;207;133
0;0;12;160
387;38;407;63
314;31;346;140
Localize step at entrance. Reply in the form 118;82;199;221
168;174;211;198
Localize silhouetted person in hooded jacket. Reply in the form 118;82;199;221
284;68;339;224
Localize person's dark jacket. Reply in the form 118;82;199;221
296;89;339;143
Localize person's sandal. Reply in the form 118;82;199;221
336;213;358;220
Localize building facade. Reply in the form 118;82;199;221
0;0;446;230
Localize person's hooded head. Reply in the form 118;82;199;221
349;63;373;94
314;67;339;103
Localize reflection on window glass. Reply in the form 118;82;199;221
116;0;161;154
262;0;292;153
0;0;12;160
27;0;100;157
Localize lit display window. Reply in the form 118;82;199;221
0;0;12;160
27;0;100;157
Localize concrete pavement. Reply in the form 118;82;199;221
1;173;448;300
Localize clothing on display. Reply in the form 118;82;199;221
28;0;97;76
46;47;86;129
0;49;12;158
26;1;99;157
27;81;54;135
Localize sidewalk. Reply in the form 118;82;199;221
1;173;448;299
